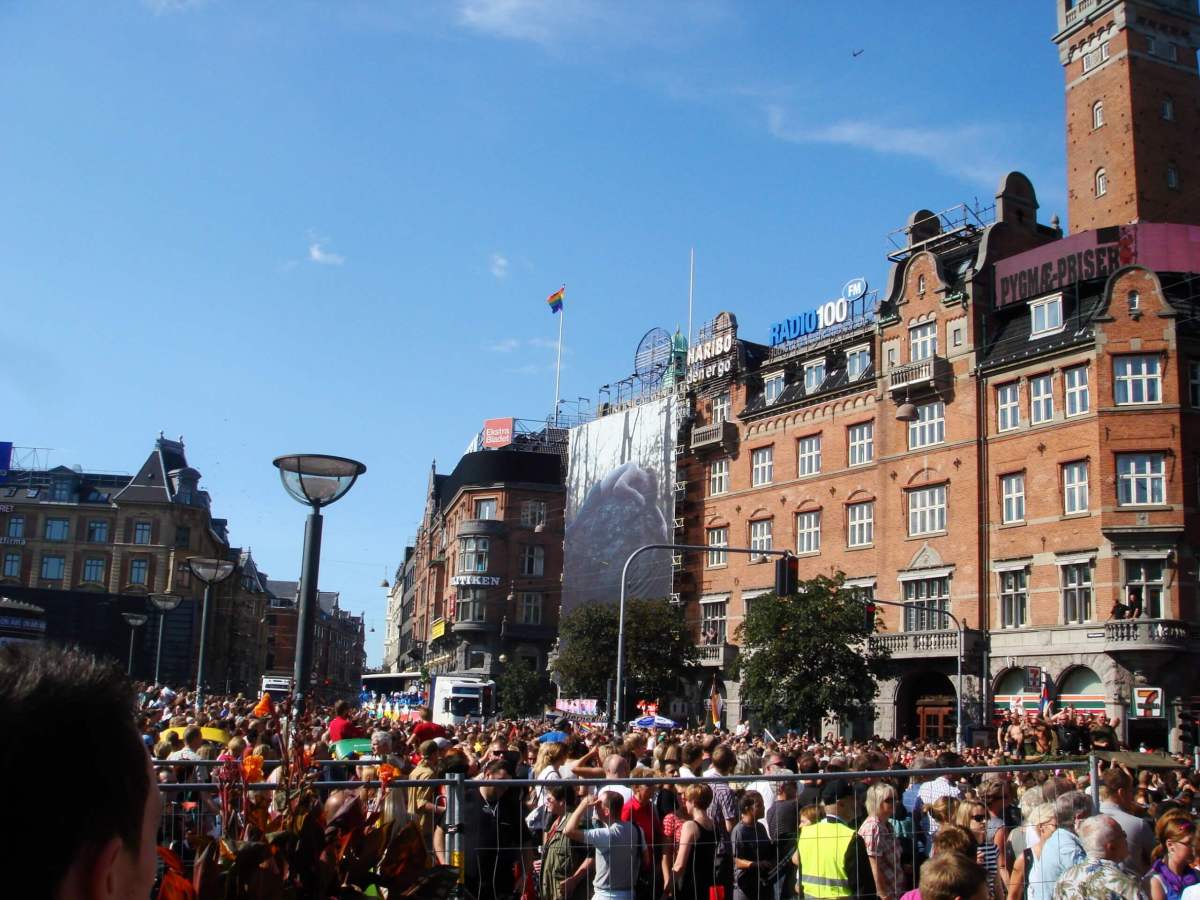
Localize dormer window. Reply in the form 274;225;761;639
1030;293;1064;337
764;372;785;405
803;359;826;393
50;479;73;502
917;274;926;295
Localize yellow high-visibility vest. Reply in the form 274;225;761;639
796;819;855;899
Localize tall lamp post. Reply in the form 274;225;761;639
121;612;149;677
188;557;237;711
149;592;182;684
272;454;365;720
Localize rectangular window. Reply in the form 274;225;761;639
764;373;785;404
40;555;65;580
1030;374;1053;424
82;557;106;583
520;544;545;577
520;501;547;527
519;591;542;625
1062;563;1093;624
847;501;874;547
456;588;486;623
1065;365;1090;416
133;521;152;545
903;577;949;631
711;392;730;425
1125;559;1164;619
1188;361;1200;408
749;519;773;558
797;435;822;477
846;346;871;381
51;480;72;502
473;498;498;520
709;458;730;496
1030;295;1064;336
908;401;945;449
1000;569;1028;628
87;519;109;543
804;359;826;393
848;422;874;466
174;526;190;549
1063;461;1089;514
459;536;490;573
997;382;1020;431
907;484;947;536
1117;453;1166;505
1001;473;1026;523
796;511;821;554
706;527;728;567
701;599;727;644
130;558;148;585
44;518;69;542
1114;355;1161;404
751;446;774;486
3;552;20;578
7;516;24;539
910;322;937;362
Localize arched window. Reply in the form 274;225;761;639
1095;167;1108;197
1092;100;1105;128
1167;163;1180;190
1162;95;1175;121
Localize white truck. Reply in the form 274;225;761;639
430;675;496;727
260;674;293;696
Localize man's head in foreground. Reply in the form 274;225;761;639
0;643;158;900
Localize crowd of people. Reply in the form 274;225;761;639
6;641;1200;900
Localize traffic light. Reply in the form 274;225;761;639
863;601;878;632
774;555;799;597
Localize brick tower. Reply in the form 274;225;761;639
1053;0;1200;230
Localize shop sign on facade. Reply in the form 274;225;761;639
1133;686;1164;718
450;574;502;587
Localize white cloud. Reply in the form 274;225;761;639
307;235;345;266
487;338;520;353
765;104;1007;186
142;0;208;13
490;252;510;279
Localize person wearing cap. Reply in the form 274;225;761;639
408;739;440;846
793;780;876;900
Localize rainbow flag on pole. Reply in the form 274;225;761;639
546;285;565;314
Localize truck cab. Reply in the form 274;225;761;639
430;675;496;726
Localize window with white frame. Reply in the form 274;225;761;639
44;518;69;542
1082;41;1110;71
908;401;945;449
1188;361;1200;407
519;591;542;625
1062;562;1093;624
133;521;152;544
130;558;148;585
1065;365;1090;416
456;588;486;622
796;511;821;554
1001;473;1026;523
1125;558;1165;618
1063;461;1089;514
1117;453;1166;505
749;519;773;558
997;382;1020;431
1095;167;1108;197
520;500;547;527
709;458;730;496
804;359;826;393
1092;100;1105;129
701;598;727;644
847;501;874;547
846;346;871;381
473;498;497;520
82;557;105;583
458;536;490;573
520;544;544;576
907;484;947;536
764;373;785;405
3;552;21;578
1030;295;1064;337
40;555;65;581
1000;569;1028;628
711;392;730;424
6;516;23;539
87;519;109;543
51;479;72;502
797;435;821;477
1030;374;1054;423
751;446;773;486
910;321;937;362
848;421;874;466
706;527;728;567
903;576;949;631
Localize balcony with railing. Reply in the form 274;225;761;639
870;628;982;659
690;420;738;452
887;355;948;393
1104;618;1194;652
696;642;738;667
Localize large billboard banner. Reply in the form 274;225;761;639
563;396;676;616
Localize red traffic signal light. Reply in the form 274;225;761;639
774;556;799;597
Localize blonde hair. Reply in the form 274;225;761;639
534;741;564;776
865;782;896;819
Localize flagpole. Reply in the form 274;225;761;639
687;248;695;345
553;294;564;426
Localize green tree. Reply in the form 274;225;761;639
496;656;554;718
733;573;888;733
551;599;698;710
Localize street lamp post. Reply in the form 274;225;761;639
121;612;149;677
149;593;182;684
188;557;237;711
272;454;365;721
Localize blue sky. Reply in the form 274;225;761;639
1;1;1066;665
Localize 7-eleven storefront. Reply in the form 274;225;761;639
993;666;1106;718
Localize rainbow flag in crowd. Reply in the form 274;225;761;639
546;285;565;314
